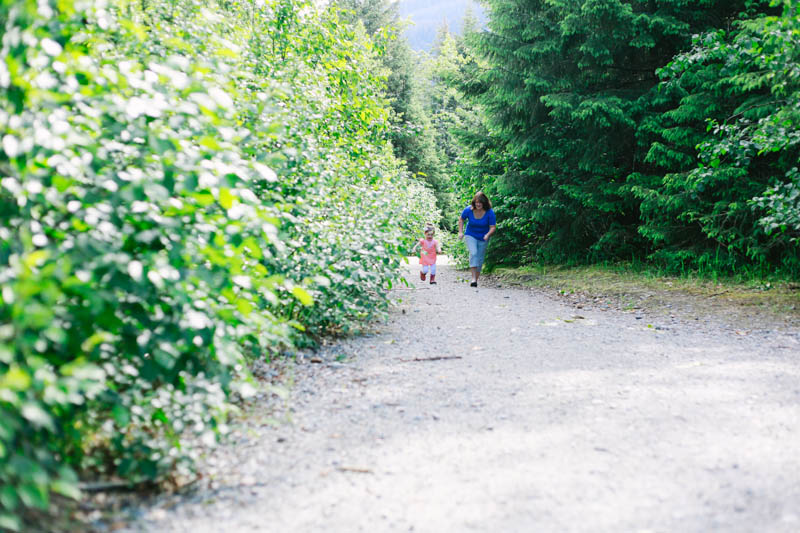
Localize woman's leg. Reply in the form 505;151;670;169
474;239;488;283
464;236;479;283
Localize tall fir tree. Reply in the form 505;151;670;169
460;0;770;266
635;1;798;272
336;0;398;35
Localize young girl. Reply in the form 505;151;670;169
412;226;442;284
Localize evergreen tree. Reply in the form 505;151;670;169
431;19;451;56
337;0;398;35
460;5;479;36
636;1;798;272
461;0;769;265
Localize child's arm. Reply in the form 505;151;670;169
411;240;420;253
436;240;442;254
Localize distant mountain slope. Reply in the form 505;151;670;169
398;0;485;51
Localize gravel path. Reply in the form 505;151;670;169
115;260;800;533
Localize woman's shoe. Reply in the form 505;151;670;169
470;281;477;287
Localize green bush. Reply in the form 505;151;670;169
636;0;799;274
448;0;799;277
0;0;438;529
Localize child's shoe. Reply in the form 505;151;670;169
429;275;436;285
420;271;426;281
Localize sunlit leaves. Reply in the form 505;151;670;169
1;0;437;527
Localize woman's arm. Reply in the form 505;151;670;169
483;209;497;241
458;217;464;239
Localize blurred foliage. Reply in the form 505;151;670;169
0;0;437;529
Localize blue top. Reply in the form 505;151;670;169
461;206;496;240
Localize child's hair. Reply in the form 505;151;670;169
424;225;435;235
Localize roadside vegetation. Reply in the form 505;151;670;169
0;0;436;529
488;263;800;329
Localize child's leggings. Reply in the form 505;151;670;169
421;264;437;275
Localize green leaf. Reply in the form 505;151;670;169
193;192;215;207
291;286;314;306
23;250;49;269
199;136;221;150
236;297;253;316
0;513;20;532
1;367;30;391
52;176;72;192
112;404;130;427
51;480;81;500
18;484;48;510
219;187;234;210
21;403;54;430
0;486;19;511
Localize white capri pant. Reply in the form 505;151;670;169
421;264;437;275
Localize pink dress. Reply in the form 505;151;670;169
418;238;438;266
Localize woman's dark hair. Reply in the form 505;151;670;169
471;191;491;210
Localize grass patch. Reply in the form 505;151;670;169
488;263;800;330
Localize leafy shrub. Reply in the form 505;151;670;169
637;0;799;274
0;0;438;530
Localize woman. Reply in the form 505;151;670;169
458;191;496;287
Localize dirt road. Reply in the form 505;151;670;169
116;261;800;532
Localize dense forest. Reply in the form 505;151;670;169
1;0;798;529
454;0;799;276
